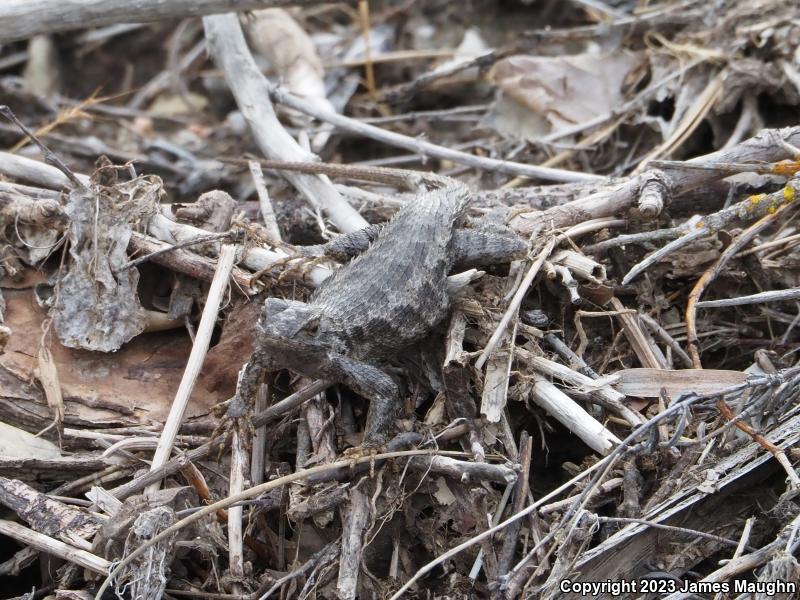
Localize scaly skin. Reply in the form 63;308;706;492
222;164;523;451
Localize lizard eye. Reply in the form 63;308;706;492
302;317;320;336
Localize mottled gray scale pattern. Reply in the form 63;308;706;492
309;179;469;359
452;228;527;268
245;171;526;449
318;224;383;261
310;214;526;268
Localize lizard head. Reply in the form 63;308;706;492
258;296;349;356
255;297;333;374
259;298;321;342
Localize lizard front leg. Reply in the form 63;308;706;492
325;355;399;453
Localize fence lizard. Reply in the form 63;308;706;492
224;161;526;454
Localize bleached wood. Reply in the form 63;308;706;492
337;487;369;599
530;375;621;455
0;0;340;43
520;351;645;427
613;368;749;397
512;126;800;233
145;244;237;495
270;84;599;184
248;160;282;241
203;13;367;233
0;519;109;574
696;287;800;308
228;429;247;591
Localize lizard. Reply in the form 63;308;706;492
222;160;527;454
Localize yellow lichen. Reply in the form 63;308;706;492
772;161;800;177
784;186;796;203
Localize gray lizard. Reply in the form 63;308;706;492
226;162;526;452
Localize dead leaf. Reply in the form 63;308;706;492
489;52;640;136
35;344;64;434
1;289;219;426
0;421;61;459
53;172;160;352
613;368;748;397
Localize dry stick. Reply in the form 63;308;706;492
247;159;281;487
94;449;438;600
127;232;257;292
529;374;621;455
585;224;684;253
496;433;532;578
0;0;344;43
356;0;377;100
686;203;795;368
203;13;367;233
148;213;332;286
638;312;694;368
248;160;281;241
385;451;612;600
558;217;627;243
118;230;234;272
391;374;763;600
0;106;88;191
519;350;644;427
250;383;269;486
715;395;800;488
469;481;515;581
593;516;751;551
538;477;623;515
0;546;38;577
228;429;247;594
696;287;800;308
502;117;624;189
738;231;800;258
0;153;333;286
267;86;600;184
475;236;556;370
110;380;329;500
649;158;800;177
337;487;370;599
610;297;665;369
514;126;800;234
252;379;331;428
145;244;237;495
718;516;754;600
661;512;800;600
620;227;707;286
0;520;109;575
623;179;800;285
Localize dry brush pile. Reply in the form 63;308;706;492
0;1;799;599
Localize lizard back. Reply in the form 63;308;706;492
310;178;470;359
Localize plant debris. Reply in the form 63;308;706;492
0;1;799;599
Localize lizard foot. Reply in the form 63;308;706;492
211;414;254;460
343;444;384;476
210;418;234;459
275;254;327;284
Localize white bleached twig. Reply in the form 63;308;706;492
145;244;237;495
203;13;367;234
